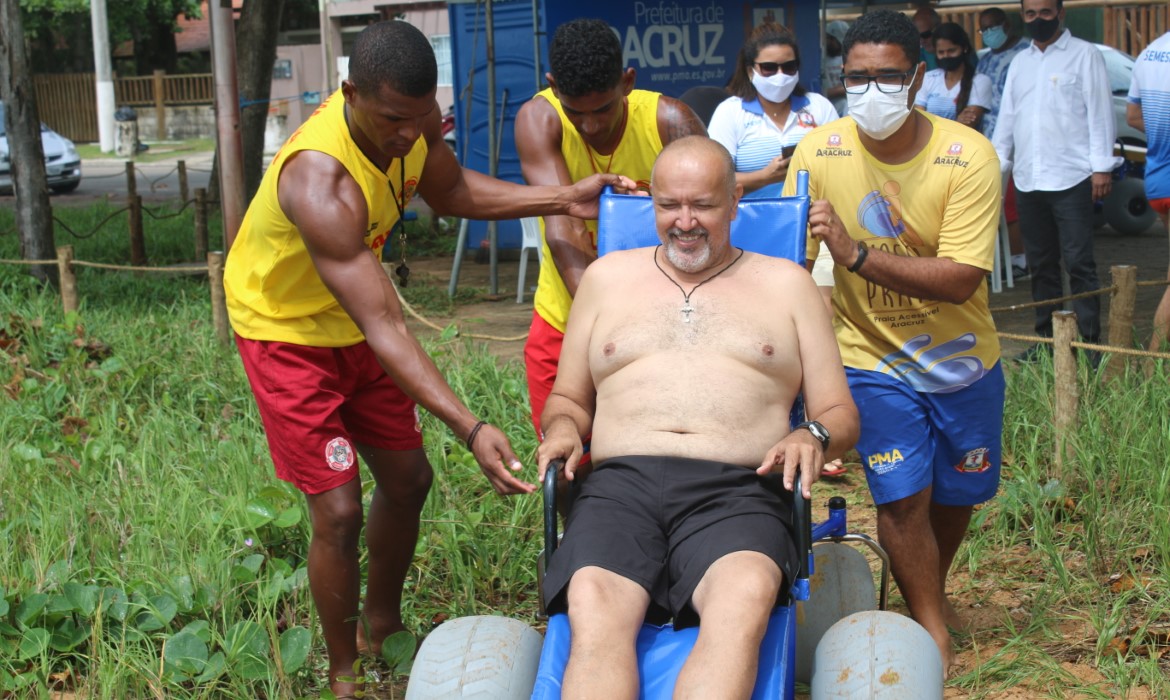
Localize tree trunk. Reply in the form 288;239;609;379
0;0;57;286
207;0;283;207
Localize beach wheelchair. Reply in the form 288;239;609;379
405;174;944;699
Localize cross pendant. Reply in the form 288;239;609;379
681;300;694;323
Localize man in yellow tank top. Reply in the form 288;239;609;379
516;18;706;442
223;21;634;698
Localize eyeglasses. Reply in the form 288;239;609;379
979;24;1005;34
755;60;799;76
841;71;916;94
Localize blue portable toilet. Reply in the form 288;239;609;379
447;0;828;252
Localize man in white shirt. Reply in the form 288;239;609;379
1126;31;1170;351
977;8;1031;282
991;0;1122;361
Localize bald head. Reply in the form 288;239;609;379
651;136;737;199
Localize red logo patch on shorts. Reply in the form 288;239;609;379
955;447;991;473
325;437;356;472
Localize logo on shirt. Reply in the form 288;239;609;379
933;143;970;167
325;437;356;472
867;448;905;475
955;447;992;473
797;111;817;128
816;133;851;157
401;176;419;205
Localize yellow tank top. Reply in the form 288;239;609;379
224;89;427;346
533;88;663;332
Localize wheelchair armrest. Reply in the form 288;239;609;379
792;467;812;602
543;459;564;573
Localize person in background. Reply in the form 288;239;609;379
914;23;992;132
823;20;851;116
709;22;839;200
515;18;705;443
977;7;1031;282
912;5;942;71
1126;30;1170;351
991;0;1121;364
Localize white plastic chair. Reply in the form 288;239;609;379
517;217;543;303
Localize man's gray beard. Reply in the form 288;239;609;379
663;231;711;273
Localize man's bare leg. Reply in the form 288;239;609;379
357;446;433;657
930;502;974;631
676;552;782;700
876;487;955;672
562;566;650;700
1149;212;1170;352
305;479;366;697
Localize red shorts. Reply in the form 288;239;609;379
1150;197;1170;216
235;335;423;494
523;311;564;438
1004;175;1018;224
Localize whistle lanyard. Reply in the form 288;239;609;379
387;160;410;286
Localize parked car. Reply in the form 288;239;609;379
0;101;83;195
1096;43;1144;147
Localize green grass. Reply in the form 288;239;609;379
0;203;1167;697
75;138;216;165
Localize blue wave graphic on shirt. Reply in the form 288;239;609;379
857;191;905;238
874;332;989;393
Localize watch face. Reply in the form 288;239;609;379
806;421;829;448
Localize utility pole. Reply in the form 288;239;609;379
209;0;245;251
319;0;334;94
90;0;115;152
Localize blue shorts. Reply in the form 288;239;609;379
848;363;1004;507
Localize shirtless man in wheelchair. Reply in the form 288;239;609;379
536;136;860;699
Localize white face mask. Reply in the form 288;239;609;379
751;70;799;103
847;66;917;140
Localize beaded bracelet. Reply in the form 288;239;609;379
466;420;488;451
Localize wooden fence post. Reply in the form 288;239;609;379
1105;265;1137;380
57;246;79;314
125;161;137;199
1052;311;1079;476
194;187;208;262
178;159;189;203
153;69;166;141
129;195;146;266
208;251;230;344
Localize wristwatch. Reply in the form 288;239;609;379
796;420;831;453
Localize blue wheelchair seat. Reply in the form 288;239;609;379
596;170;810;264
532;173;814;699
532;606;797;700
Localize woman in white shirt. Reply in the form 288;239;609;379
708;22;839;199
914;23;993;131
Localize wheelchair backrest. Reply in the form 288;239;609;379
597;170;810;264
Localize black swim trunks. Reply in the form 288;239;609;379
542;455;798;629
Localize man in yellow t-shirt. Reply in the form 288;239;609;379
223;21;633;698
515;18;706;440
783;10;1002;676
